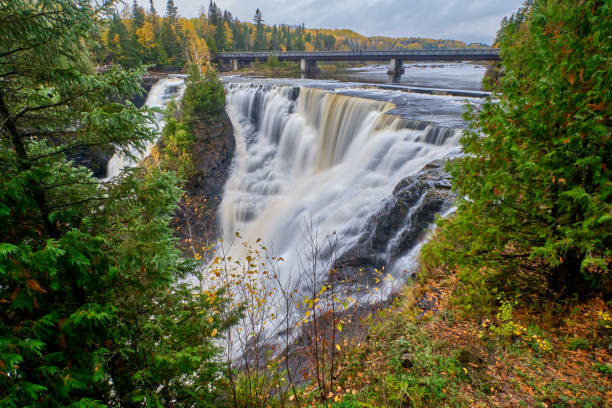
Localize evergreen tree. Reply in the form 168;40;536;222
127;0;146;67
0;1;231;405
294;24;305;51
146;0;163;65
271;25;280;51
106;10;131;65
253;9;266;51
214;14;227;51
149;0;157;15
166;0;179;24
232;20;244;51
223;10;233;25
160;15;183;67
132;0;146;28
427;0;611;298
205;35;218;55
208;1;220;27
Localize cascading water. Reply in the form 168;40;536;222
106;76;186;178
221;83;463;293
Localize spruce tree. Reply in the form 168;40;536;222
427;0;611;298
160;15;183;67
214;15;227;51
253;8;265;51
127;0;146;67
0;1;231;406
165;0;179;24
208;1;219;27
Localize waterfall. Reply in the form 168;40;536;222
221;83;462;290
106;76;186;178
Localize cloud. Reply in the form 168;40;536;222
149;0;525;44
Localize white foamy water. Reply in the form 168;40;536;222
106;76;186;178
221;84;463;288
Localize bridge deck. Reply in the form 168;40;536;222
215;49;500;62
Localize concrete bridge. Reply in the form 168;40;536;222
214;48;500;75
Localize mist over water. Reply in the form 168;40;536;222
221;82;469;291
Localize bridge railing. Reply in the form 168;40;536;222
216;49;500;59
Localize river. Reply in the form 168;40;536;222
314;61;488;91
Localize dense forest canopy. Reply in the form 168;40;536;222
101;0;489;69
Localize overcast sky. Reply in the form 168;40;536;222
148;0;525;44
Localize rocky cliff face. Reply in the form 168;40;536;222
333;160;453;284
188;112;235;204
172;112;235;247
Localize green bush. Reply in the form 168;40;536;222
266;53;281;68
156;101;195;180
566;337;590;351
181;64;226;122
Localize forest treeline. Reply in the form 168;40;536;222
102;0;488;69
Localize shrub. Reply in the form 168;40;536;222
181;64;226;122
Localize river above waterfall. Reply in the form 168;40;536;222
324;61;488;91
228;61;488;92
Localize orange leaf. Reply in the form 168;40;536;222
27;279;46;293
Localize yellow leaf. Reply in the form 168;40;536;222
211;329;218;337
208;316;213;323
336;344;341;351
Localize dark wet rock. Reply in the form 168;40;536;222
171;111;235;246
401;353;414;369
70;146;114;178
130;75;158;108
332;161;453;284
188;111;235;203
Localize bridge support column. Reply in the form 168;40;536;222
387;58;405;76
300;59;319;75
231;58;238;71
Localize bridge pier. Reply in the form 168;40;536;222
300;59;319;75
387;58;405;76
232;58;238;71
